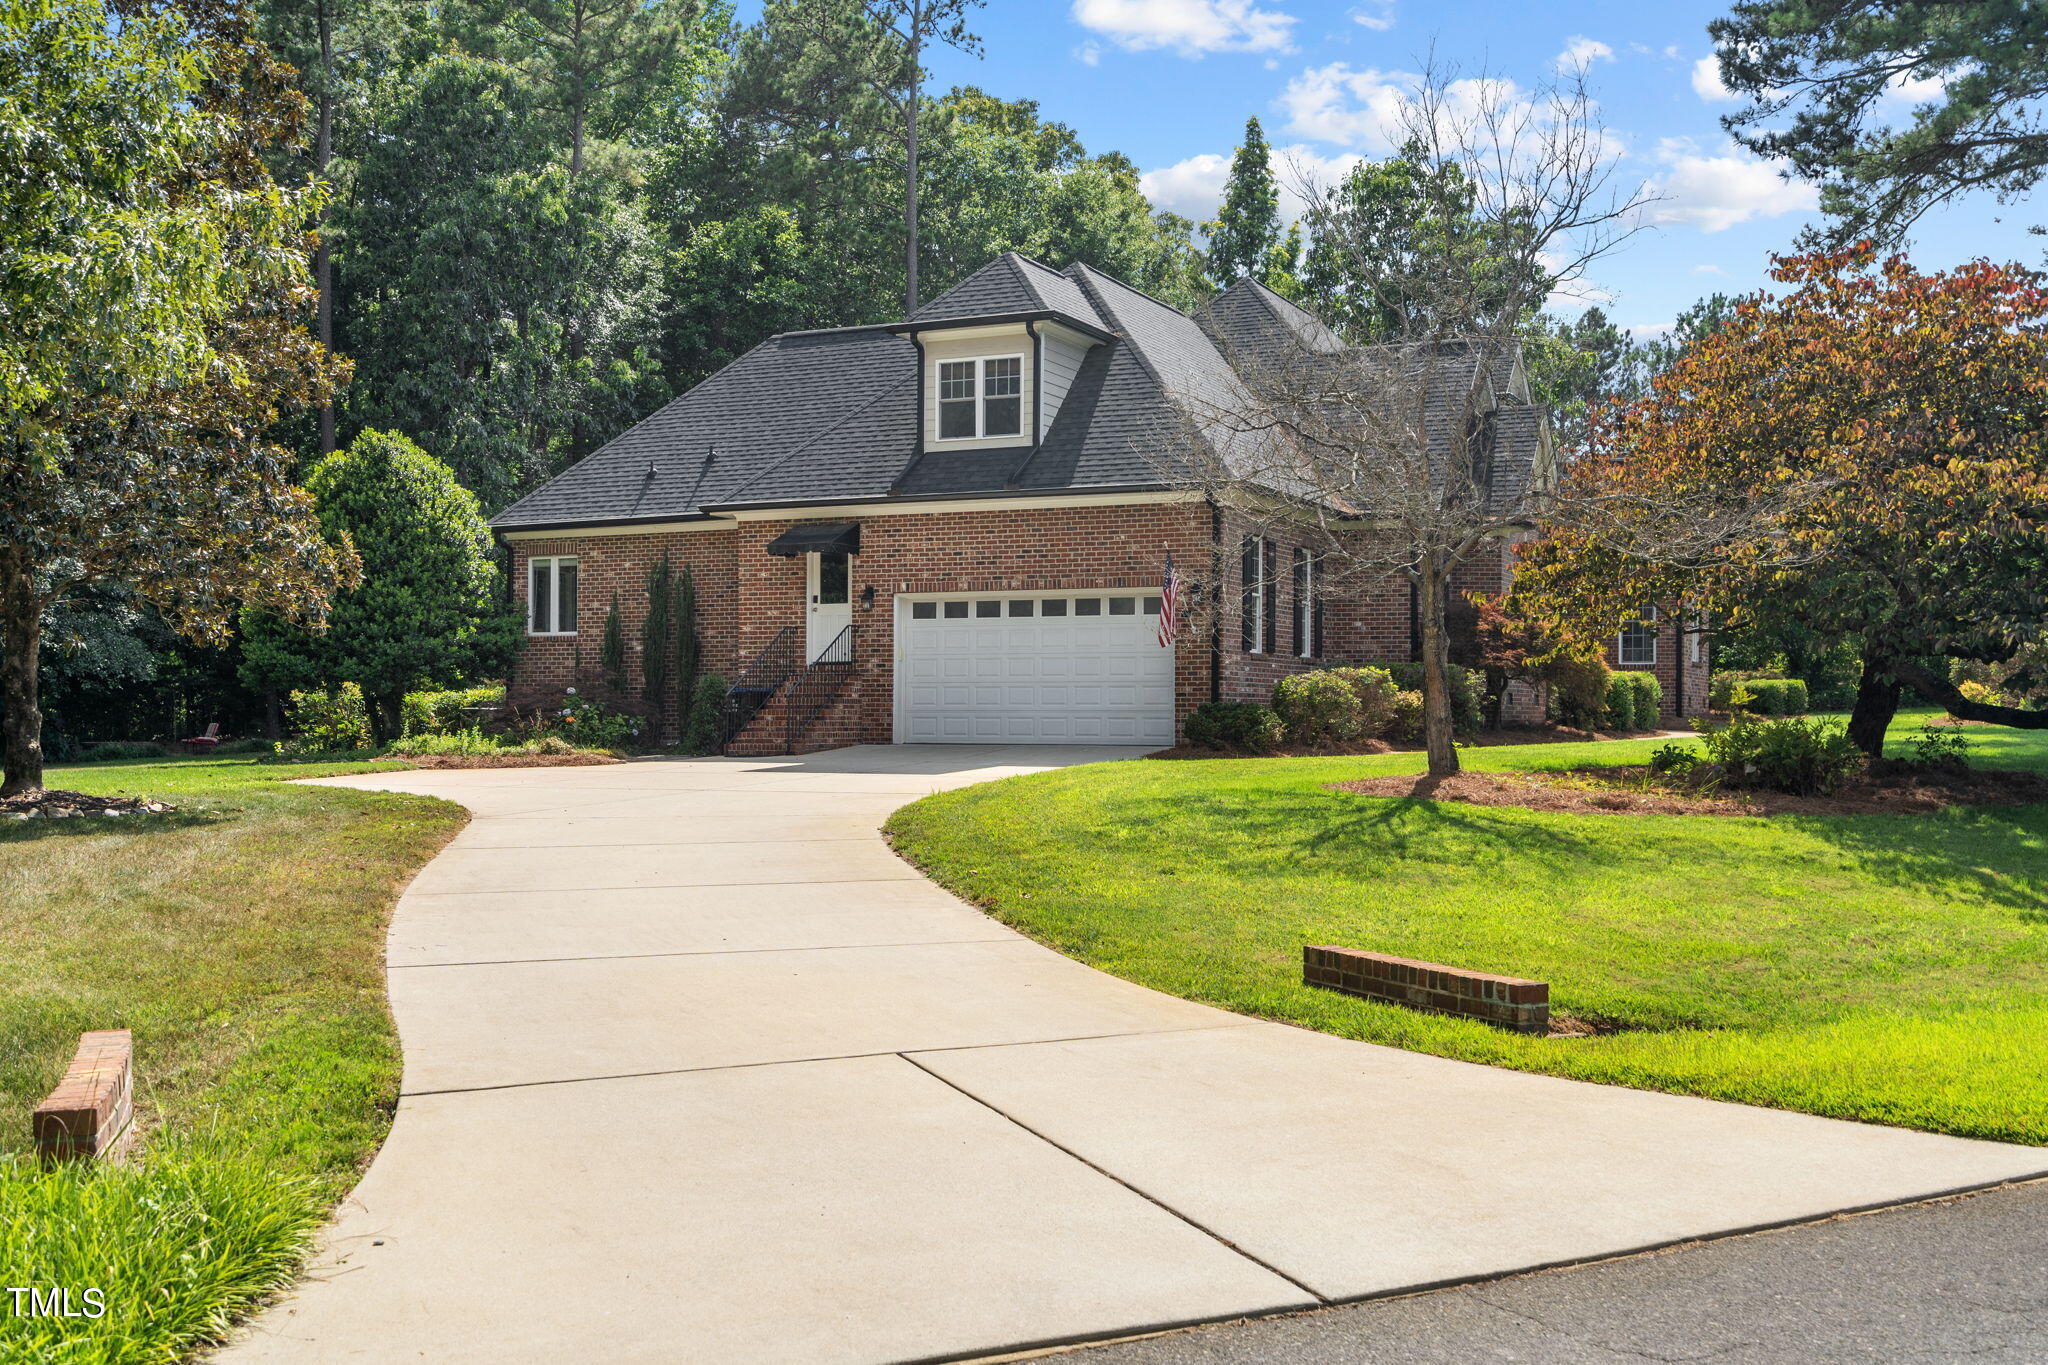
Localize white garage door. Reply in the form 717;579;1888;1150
896;592;1175;745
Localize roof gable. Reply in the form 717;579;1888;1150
909;251;1109;332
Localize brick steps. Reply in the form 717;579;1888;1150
723;672;866;756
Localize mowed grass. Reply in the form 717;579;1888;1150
888;714;2048;1146
1;755;460;1364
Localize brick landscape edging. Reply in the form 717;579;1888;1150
1304;946;1550;1033
33;1028;135;1161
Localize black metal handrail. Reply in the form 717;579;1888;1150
719;625;802;752
781;625;858;754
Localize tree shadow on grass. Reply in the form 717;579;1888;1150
0;809;227;844
1786;803;2048;919
1127;781;1615;874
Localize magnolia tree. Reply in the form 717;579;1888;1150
1520;246;2048;757
1158;65;1657;775
0;0;353;795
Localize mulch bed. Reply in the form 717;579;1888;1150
1148;725;1674;762
399;752;622;769
1328;764;2048;817
2;789;176;820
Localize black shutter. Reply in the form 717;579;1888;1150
1313;571;1325;658
1290;548;1307;656
1240;536;1259;652
1262;540;1278;655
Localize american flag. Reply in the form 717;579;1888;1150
1158;552;1180;648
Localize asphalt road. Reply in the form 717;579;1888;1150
1061;1177;2048;1364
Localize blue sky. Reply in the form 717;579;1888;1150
770;0;2041;336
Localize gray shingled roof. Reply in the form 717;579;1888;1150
1195;277;1345;367
906;251;1109;331
489;255;1545;530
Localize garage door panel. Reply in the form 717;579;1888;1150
901;593;1174;746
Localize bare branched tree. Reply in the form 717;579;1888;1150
1158;62;1658;775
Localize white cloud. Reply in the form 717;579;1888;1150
1349;0;1395;31
1074;40;1103;66
1650;137;1816;233
1071;0;1297;58
1883;67;1949;108
1627;322;1674;342
1692;263;1727;275
1278;62;1416;149
1692;55;1735;103
1554;36;1614;73
1140;143;1364;224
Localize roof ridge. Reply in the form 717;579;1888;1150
1062;259;1199;319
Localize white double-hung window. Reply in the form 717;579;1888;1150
529;556;579;635
937;356;1023;440
1618;605;1658;666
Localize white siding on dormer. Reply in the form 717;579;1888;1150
1040;330;1087;434
923;327;1033;451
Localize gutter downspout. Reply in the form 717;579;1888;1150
1209;496;1224;705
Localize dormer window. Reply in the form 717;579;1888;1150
937;356;1023;440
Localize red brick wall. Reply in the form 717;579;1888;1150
506;530;739;738
507;505;1576;745
510;502;1221;744
1608;607;1711;723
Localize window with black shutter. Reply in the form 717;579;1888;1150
1262;540;1278;654
1241;536;1260;652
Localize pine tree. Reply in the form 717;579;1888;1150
1204;116;1280;284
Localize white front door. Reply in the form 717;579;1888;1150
806;551;852;662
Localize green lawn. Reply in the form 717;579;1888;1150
1;755;460;1365
887;715;2048;1146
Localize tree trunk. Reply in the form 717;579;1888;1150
263;689;283;742
1415;557;1460;776
1892;659;2048;730
316;0;336;455
1846;648;1901;759
903;26;920;315
366;689;404;749
0;564;44;796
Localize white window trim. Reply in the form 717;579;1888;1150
1618;604;1658;667
934;353;1025;442
528;556;579;636
1295;551;1316;659
1246;537;1268;655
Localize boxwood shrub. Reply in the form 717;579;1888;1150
1272;671;1364;745
1384;662;1484;734
1184;702;1286;753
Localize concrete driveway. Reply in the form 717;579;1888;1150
223;745;2048;1364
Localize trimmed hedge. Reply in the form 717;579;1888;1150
1604;671;1664;731
1384;662;1484;734
1711;673;1809;716
1185;702;1286;753
1272;671;1365;745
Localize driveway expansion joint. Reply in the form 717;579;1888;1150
896;1052;1333;1307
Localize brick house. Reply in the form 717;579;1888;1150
1609;606;1712;723
493;253;1568;754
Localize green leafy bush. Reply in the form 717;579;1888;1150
282;685;373;753
78;741;169;762
214;737;276;756
1648;742;1702;776
1711;672;1808;716
1326;666;1400;736
1272;671;1364;745
402;684;505;736
1184;702;1286;753
1384;662;1483;734
384;727;505;757
1908;718;1972;769
1387;688;1425;741
1546;651;1612;730
553;691;643;751
1604;671;1664;730
1743;678;1808;716
1700;715;1861;795
683;673;728;755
